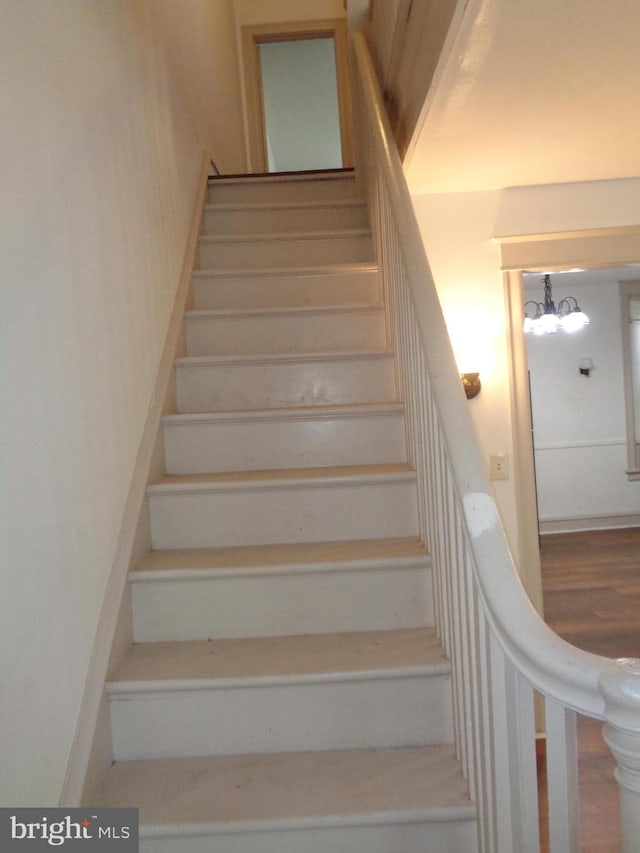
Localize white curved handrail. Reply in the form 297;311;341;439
352;30;615;719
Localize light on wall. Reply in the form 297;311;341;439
461;372;481;400
579;358;594;377
523;274;590;335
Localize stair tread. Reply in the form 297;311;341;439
175;347;393;366
185;302;383;319
133;536;427;576
192;261;377;278
209;168;355;181
199;228;370;243
108;628;446;687
205;198;366;212
149;463;414;491
94;745;473;829
162;401;404;425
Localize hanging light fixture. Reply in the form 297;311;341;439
523;274;590;335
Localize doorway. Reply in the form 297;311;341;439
523;266;640;535
242;19;353;173
501;230;640;611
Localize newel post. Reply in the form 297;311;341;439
600;659;640;853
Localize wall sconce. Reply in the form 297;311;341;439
461;372;481;399
579;358;594;377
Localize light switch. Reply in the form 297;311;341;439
489;453;508;480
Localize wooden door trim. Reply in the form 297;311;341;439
241;19;353;173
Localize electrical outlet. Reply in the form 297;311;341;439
489;452;508;480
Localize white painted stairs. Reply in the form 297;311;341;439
95;170;477;852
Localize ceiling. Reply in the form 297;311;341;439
403;0;640;194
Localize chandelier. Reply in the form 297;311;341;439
523;274;590;335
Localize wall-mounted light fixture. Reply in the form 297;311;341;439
524;274;590;335
461;372;481;400
579;358;594;377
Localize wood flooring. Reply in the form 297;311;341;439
538;527;640;852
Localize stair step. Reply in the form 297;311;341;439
147;464;419;549
184;303;387;356
198;230;374;269
175;348;397;413
130;537;432;642
207;170;359;205
95;746;477;853
204;199;368;235
163;403;406;474
107;628;452;760
95;173;476;847
193;263;381;310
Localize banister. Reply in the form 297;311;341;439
352;29;615;720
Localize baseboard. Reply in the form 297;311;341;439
58;149;210;807
539;512;640;535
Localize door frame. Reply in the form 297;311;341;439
241;19;354;173
499;225;640;614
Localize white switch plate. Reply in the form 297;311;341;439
489;452;508;480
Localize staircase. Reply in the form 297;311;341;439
95;170;477;852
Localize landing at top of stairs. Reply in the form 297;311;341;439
207;169;360;205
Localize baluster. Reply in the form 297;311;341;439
448;481;467;769
424;388;445;638
474;608;496;853
489;636;540;851
456;510;477;783
544;697;579;852
414;347;429;546
600;659;640;853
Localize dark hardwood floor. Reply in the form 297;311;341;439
538;527;640;852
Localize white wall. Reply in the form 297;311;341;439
525;272;640;528
0;0;243;807
409;178;640;550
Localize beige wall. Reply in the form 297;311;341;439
207;0;247;173
233;0;346;27
0;0;242;806
410;190;519;550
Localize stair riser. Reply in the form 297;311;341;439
109;673;453;761
204;204;368;235
164;412;406;473
140;820;478;853
208;176;359;205
148;479;418;549
193;269;381;311
132;565;433;642
176;355;397;412
185;309;386;356
198;234;373;270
